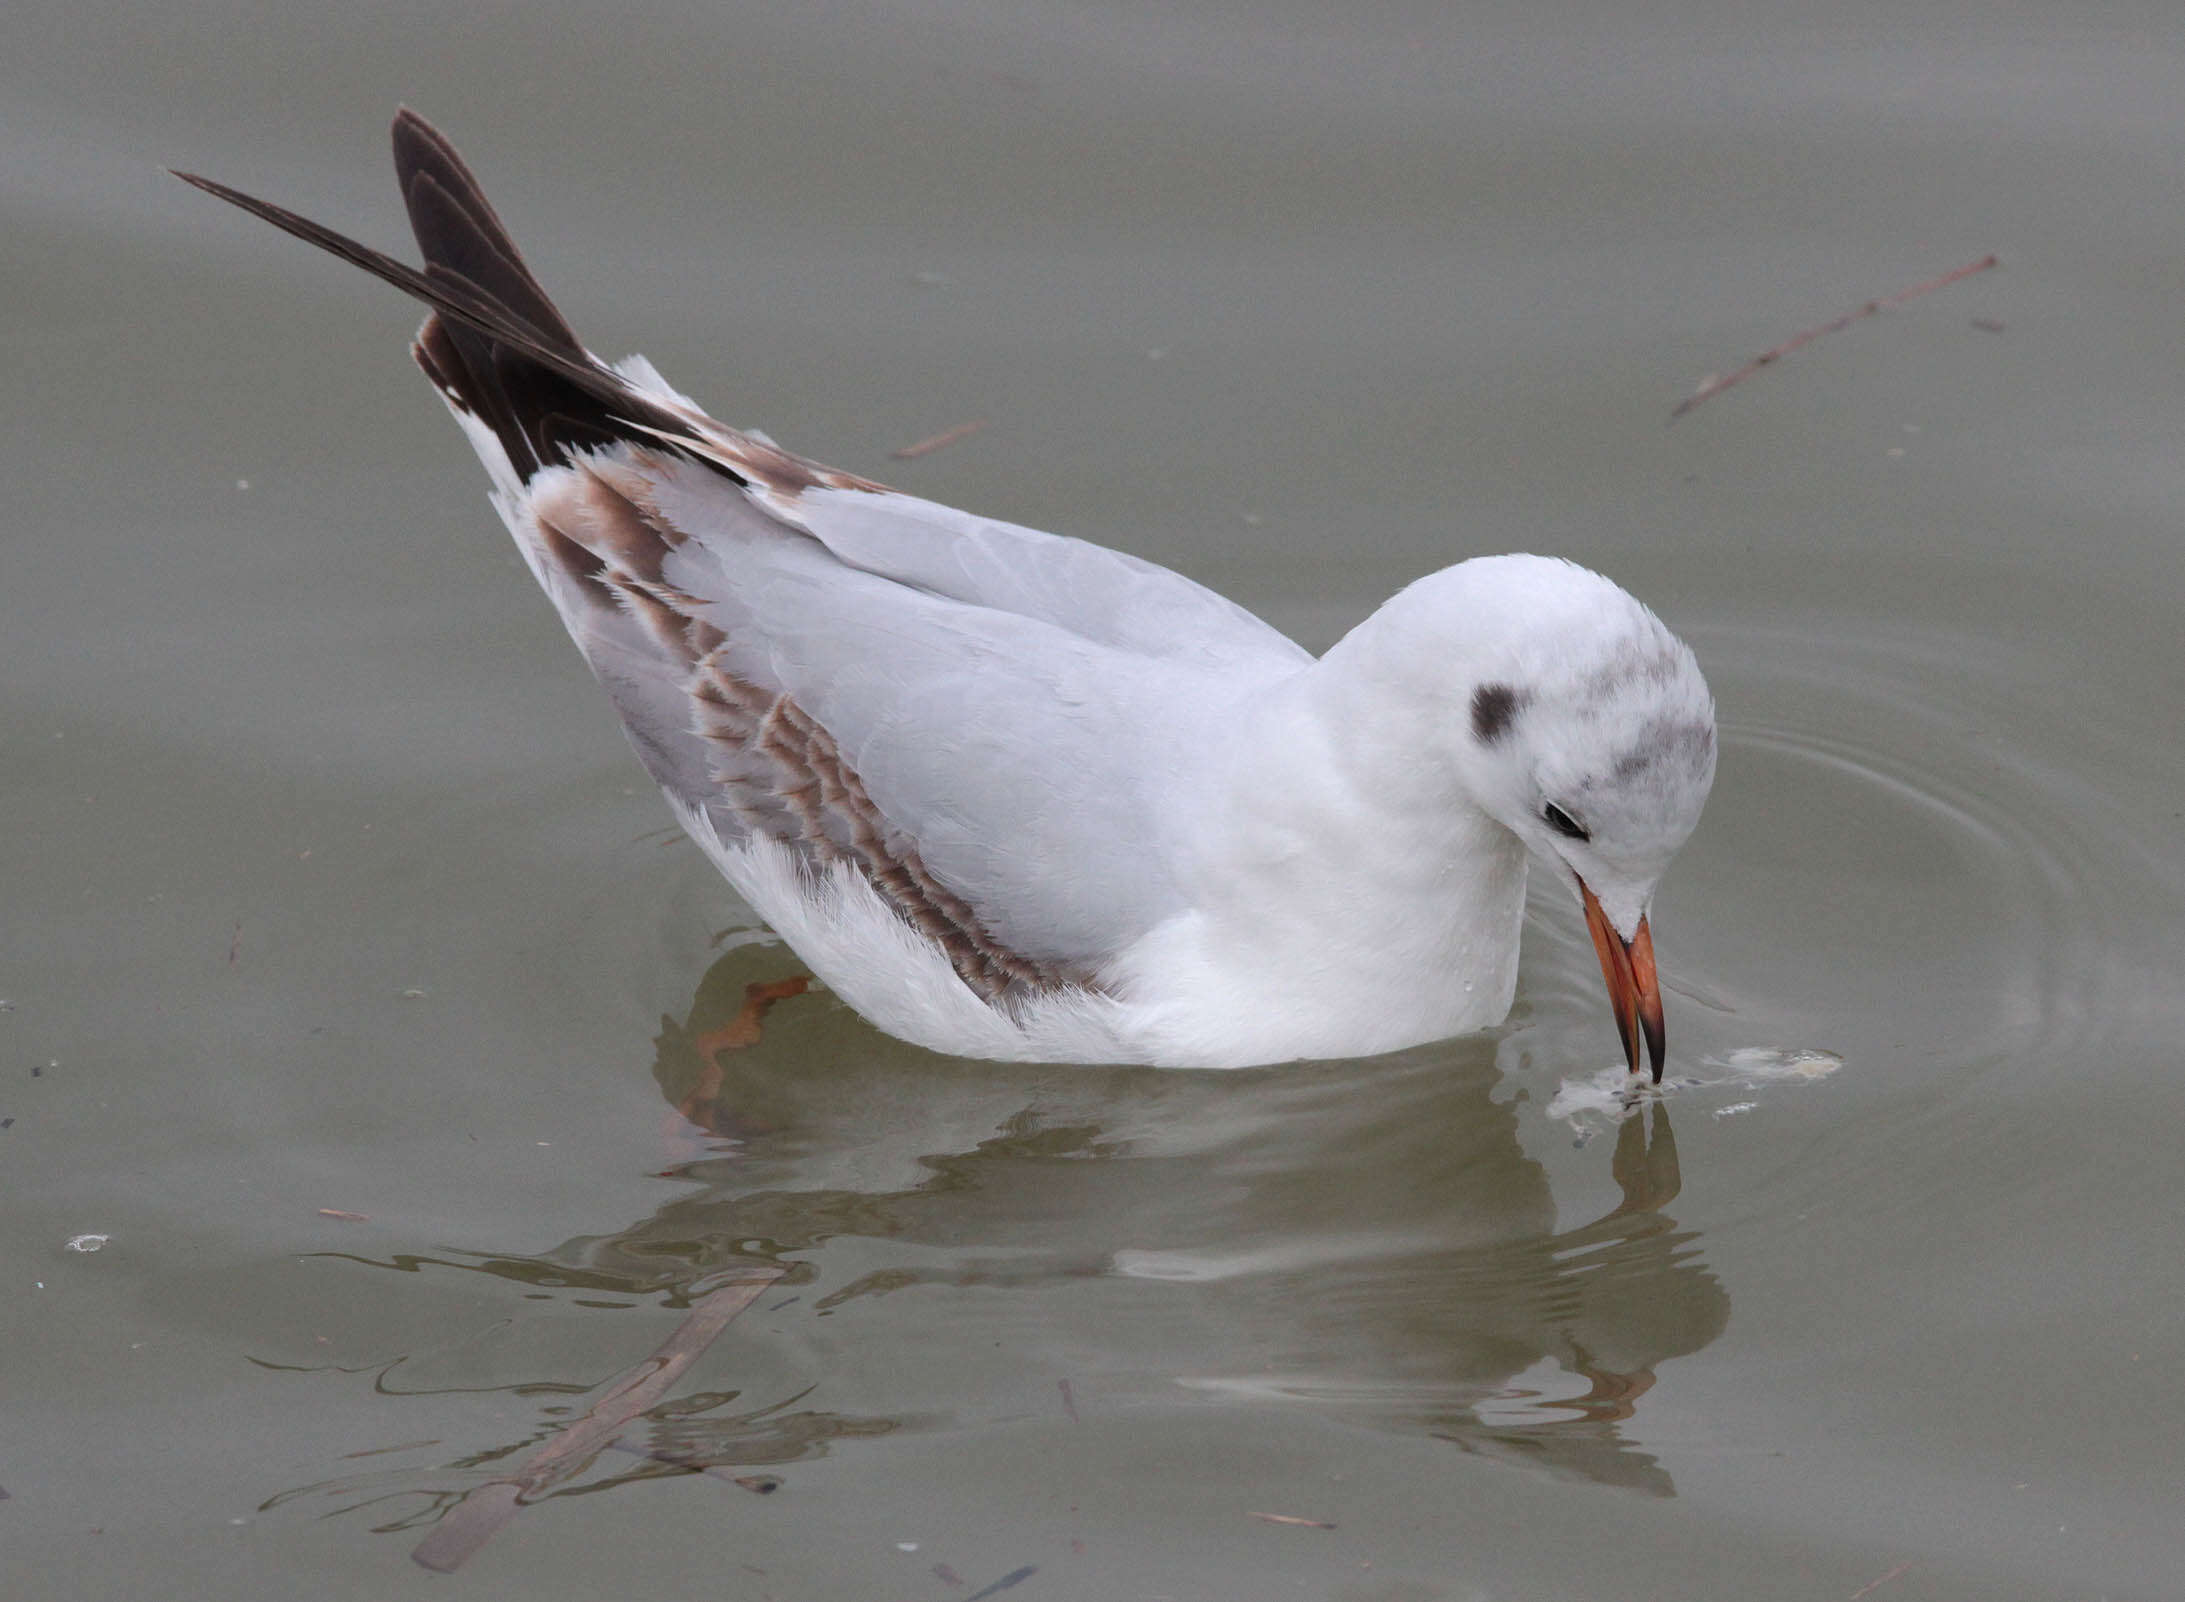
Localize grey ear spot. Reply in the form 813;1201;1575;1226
1471;682;1524;744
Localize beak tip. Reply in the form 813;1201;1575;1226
1581;883;1667;1086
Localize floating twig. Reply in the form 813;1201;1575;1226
315;1208;368;1223
1247;1510;1337;1529
410;1268;784;1572
964;1566;1037;1601
1670;254;1999;420
1846;1561;1915;1600
891;419;987;460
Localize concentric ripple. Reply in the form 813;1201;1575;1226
1502;611;2185;1107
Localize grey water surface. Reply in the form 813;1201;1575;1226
8;3;2185;1598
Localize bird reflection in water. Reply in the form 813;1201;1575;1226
268;948;1724;1535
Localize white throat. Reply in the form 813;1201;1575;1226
1104;663;1531;1067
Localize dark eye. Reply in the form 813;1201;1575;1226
1543;803;1589;842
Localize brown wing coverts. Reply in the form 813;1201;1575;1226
534;460;1085;1005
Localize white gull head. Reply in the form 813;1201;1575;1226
1308;553;1716;1076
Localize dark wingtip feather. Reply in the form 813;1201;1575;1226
391;110;580;354
174;118;716;487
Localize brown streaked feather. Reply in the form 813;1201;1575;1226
529;468;671;586
690;648;1084;1003
535;456;1087;1004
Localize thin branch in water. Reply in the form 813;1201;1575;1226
1846;1561;1916;1600
1670;254;1999;421
409;1268;784;1572
891;419;987;460
1247;1510;1337;1529
965;1567;1038;1601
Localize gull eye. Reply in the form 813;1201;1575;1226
1543;802;1589;842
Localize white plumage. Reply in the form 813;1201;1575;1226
177;112;1716;1073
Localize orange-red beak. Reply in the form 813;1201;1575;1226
1579;880;1665;1081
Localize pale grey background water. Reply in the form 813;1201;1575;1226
8;3;2185;1598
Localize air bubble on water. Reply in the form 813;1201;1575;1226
1544;1047;1839;1134
1711;1047;1842;1082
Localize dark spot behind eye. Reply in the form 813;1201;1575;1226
1543;802;1589;841
1471;682;1522;744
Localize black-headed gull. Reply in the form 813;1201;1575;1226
176;112;1715;1075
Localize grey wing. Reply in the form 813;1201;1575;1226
759;480;1312;680
518;443;1305;992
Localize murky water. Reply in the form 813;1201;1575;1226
9;3;2185;1597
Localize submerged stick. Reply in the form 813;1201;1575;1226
891;419;987;460
1845;1561;1916;1600
1670;254;1998;420
964;1567;1039;1601
410;1267;785;1572
1247;1510;1338;1529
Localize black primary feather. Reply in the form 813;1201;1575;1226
172;109;706;485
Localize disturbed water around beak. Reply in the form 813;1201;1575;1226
11;4;2185;1597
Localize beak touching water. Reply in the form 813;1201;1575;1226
1579;880;1666;1081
